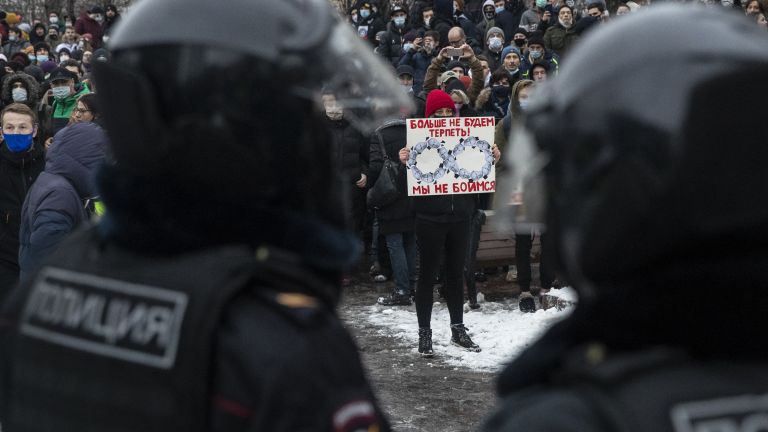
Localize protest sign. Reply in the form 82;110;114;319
405;116;496;196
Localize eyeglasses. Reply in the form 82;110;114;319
73;108;91;115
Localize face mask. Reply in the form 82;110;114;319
36;54;48;63
95;15;103;23
52;86;71;100
536;0;547;7
59;55;70;62
485;10;496;19
488;36;503;51
492;85;510;98
566;0;575;6
403;42;414;51
49;34;58;40
325;107;343;120
11;88;27;102
530;49;542;59
28;54;36;61
454;103;463;112
424;17;431;27
496;6;505;13
360;9;371;19
393;16;406;26
4;133;33;152
559;17;572;27
8;35;17;42
49;16;59;24
518;99;529;110
402;84;413;93
514;38;526;47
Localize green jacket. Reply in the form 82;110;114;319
51;83;90;135
543;24;579;58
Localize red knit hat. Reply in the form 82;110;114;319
425;89;456;118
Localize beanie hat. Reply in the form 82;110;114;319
528;35;546;48
425;90;456;117
445;60;465;73
483;0;496;8
40;60;57;74
486;26;504;41
501;45;521;60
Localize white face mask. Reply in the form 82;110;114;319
49;16;59;24
11;87;27;102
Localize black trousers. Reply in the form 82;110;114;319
415;218;471;329
514;232;555;292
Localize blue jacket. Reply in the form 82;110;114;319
18;122;108;283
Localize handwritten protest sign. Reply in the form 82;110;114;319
405;116;496;196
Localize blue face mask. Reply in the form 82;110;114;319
360;9;371;19
518;99;529;110
4;133;34;152
36;54;48;63
495;6;505;13
530;49;543;59
393;16;406;26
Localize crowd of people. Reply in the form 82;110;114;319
0;5;114;301
0;0;766;430
334;0;768;357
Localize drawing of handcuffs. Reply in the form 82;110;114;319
406;137;495;184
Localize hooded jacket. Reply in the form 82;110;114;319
74;12;104;49
1;72;52;140
18;122;107;284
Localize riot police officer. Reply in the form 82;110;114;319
483;5;768;431
0;0;412;430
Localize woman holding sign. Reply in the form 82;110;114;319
399;89;500;357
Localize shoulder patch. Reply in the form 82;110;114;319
671;393;768;432
333;399;379;432
19;267;188;369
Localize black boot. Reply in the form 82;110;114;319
519;292;536;313
450;324;481;352
418;327;434;358
377;291;412;306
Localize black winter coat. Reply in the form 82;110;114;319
0;142;44;276
326;117;368;184
368;121;414;235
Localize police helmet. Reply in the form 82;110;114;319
94;0;412;233
506;5;768;298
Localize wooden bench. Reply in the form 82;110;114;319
473;210;541;268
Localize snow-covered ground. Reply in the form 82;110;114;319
355;287;578;372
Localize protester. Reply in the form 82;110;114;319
372;118;417;306
398;89;500;357
0;103;45;301
1;72;52;140
18;122;108;284
70;93;100;125
74;5;104;49
48;66;89;134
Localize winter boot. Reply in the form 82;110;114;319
377;291;412;306
418;327;434;358
519;292;536;313
450;324;481;352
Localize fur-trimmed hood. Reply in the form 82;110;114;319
1;72;41;106
475;87;492;110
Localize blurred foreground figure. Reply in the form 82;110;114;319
0;0;412;430
483;5;768;431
